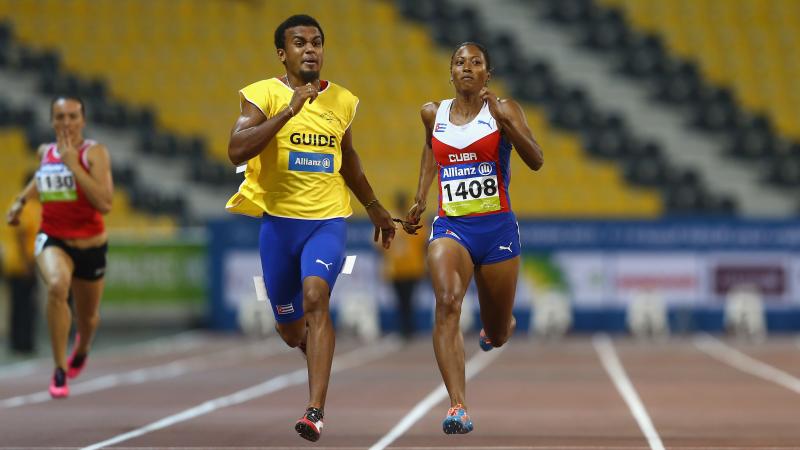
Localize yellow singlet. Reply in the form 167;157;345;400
226;78;358;219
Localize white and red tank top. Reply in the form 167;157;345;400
36;140;105;238
431;99;513;217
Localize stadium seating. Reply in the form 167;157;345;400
538;0;800;214
400;0;726;214
0;0;666;217
561;0;800;191
0;128;176;235
600;0;800;141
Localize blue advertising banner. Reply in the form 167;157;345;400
519;220;800;250
208;218;800;332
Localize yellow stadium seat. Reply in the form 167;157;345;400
0;0;664;217
602;0;800;140
0;125;175;236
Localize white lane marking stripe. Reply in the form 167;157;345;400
1;338;287;408
0;329;209;381
695;334;800;394
7;447;800;450
81;337;402;450
593;334;665;450
369;346;504;450
4;447;797;450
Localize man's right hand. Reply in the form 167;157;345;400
368;203;396;249
289;82;320;114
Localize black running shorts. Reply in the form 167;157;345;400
35;232;108;281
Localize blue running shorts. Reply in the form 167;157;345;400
429;211;521;265
258;213;347;323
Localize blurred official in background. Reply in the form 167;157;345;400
383;190;427;341
3;172;41;355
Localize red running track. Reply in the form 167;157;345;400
1;332;800;449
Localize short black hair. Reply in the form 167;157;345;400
451;41;492;73
50;95;86;120
274;14;324;50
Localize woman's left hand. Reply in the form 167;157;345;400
480;87;506;123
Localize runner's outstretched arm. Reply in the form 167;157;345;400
339;127;395;249
406;102;439;228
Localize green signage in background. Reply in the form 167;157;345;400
103;239;206;306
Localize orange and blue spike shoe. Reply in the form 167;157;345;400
479;329;493;352
49;368;69;399
295;407;324;442
442;403;473;434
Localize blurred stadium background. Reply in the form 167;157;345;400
2;0;800;357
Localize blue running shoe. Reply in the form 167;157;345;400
478;329;493;352
442;404;473;434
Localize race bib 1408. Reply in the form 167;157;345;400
440;161;501;216
36;164;77;202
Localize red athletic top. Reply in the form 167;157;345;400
36;140;105;239
431;99;513;217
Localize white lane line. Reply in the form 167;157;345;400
374;448;797;450
593;334;665;450
0;329;209;381
695;334;800;394
369;346;505;450
1;337;287;408
8;448;800;450
0;447;795;450
81;337;402;450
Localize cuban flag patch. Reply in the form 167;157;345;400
434;123;447;133
276;303;295;315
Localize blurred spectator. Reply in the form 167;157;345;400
383;191;428;341
2;173;41;354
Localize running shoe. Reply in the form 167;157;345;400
442;403;473;434
49;367;69;399
295;406;324;442
478;328;493;352
67;334;87;379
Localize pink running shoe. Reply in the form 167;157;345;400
67;334;87;379
49;368;69;399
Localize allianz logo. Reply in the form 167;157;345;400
294;156;331;169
